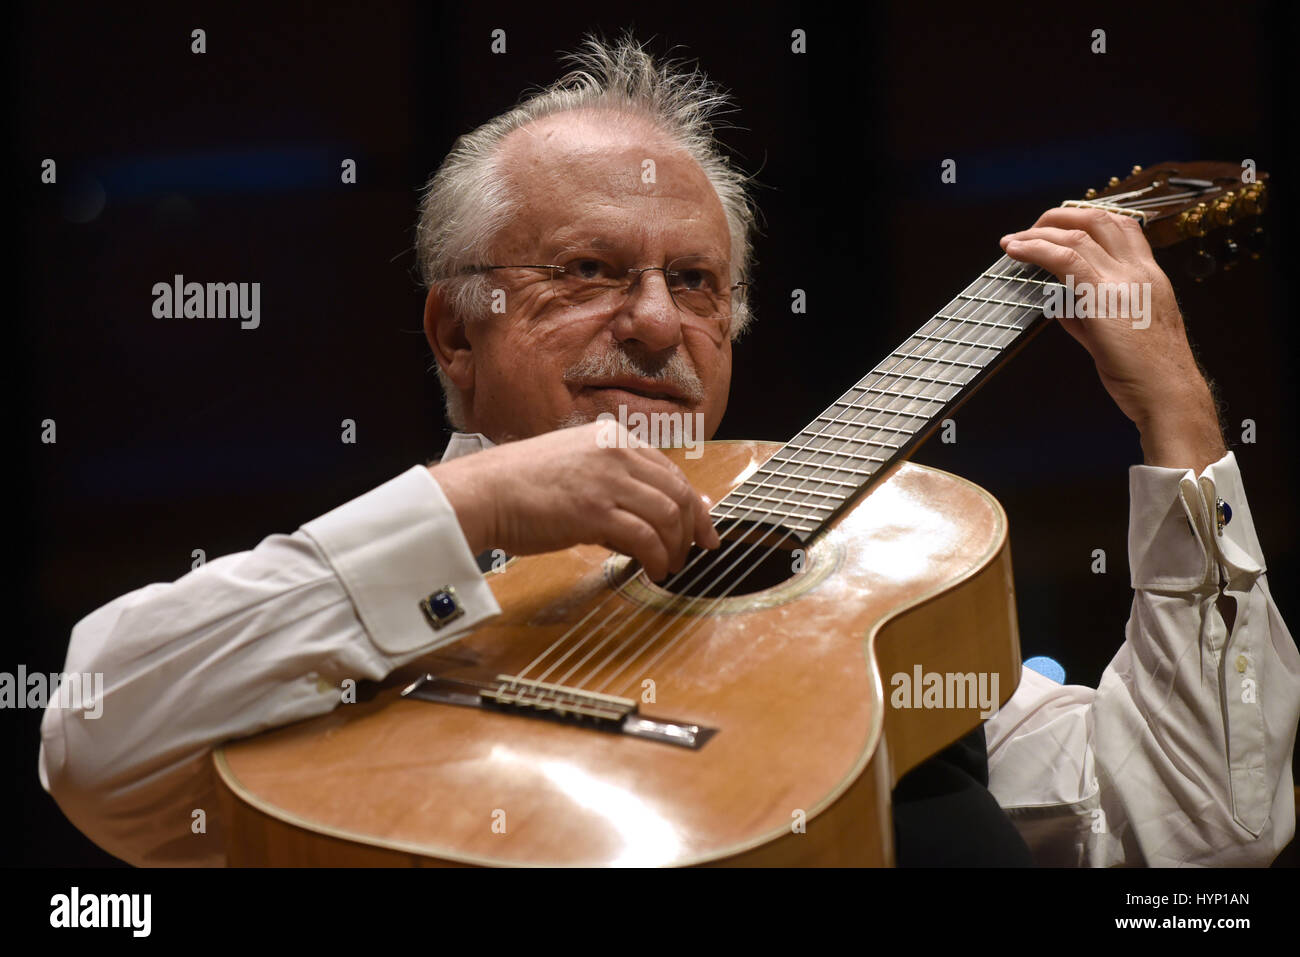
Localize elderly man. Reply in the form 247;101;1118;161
40;35;1299;867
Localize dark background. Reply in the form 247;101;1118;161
9;0;1295;866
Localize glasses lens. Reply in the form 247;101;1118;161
550;256;739;327
667;257;732;317
560;258;621;285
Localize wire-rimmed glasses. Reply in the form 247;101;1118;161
460;255;748;331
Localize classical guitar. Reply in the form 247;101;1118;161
214;162;1266;866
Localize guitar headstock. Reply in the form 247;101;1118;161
1063;161;1268;277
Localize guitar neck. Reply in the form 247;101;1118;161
714;254;1054;540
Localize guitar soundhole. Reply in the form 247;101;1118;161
658;521;804;599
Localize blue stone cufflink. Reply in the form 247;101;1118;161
1216;498;1232;536
420;585;465;630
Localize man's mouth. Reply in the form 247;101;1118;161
581;379;687;402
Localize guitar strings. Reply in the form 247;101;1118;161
592;258;1052;697
534;256;1043;698
504;193;1177;704
515;255;1044;700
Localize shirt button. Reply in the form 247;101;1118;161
1235;655;1248;673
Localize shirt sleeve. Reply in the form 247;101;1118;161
984;451;1300;866
37;464;500;867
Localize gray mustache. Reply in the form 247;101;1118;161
563;349;704;403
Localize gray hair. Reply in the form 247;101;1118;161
415;32;759;429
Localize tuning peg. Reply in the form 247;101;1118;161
1108;176;1120;187
1187;247;1216;281
1236;182;1267;216
1131;165;1143;175
1178;202;1210;238
1085;188;1098;199
1210;192;1238;227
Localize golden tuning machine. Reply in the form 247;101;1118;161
1178;202;1210;239
1210;192;1239;227
1236;182;1267;216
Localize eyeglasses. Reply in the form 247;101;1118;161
459;255;749;329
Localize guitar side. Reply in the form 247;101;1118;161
214;440;1020;866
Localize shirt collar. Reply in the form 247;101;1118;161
440;432;497;463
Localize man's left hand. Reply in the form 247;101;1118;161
1000;207;1226;472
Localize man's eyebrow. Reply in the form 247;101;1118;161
545;236;727;260
546;236;617;255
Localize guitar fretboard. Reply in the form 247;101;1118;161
714;255;1052;539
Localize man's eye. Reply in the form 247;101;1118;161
675;268;705;290
671;267;717;291
568;259;610;280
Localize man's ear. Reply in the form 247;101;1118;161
424;285;474;394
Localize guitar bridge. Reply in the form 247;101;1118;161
481;675;635;725
401;673;717;749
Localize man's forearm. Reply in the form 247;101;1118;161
1135;377;1226;474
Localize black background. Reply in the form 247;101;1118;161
9;0;1296;867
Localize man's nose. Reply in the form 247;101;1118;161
611;270;684;352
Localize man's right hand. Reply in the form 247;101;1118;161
430;421;720;581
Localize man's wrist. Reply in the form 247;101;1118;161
1135;380;1226;473
428;458;493;555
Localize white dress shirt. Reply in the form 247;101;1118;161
38;433;1300;866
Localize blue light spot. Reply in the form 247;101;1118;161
1024;656;1066;684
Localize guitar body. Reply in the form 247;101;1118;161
215;440;1021;867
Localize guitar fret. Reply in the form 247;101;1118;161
776;446;891;466
765;457;873;479
911;332;1001;352
980;272;1051;286
727;488;841;511
789;433;902;454
812;413;915;434
830;401;930;421
875;364;970;389
752;468;859;490
746;478;849;499
934;312;1024;331
956;292;1044;310
848;383;952;405
890;349;985;370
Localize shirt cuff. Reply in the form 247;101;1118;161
1199;452;1267;581
301;465;501;656
1128;450;1264;591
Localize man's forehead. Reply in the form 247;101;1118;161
496;111;730;259
499;109;680;170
